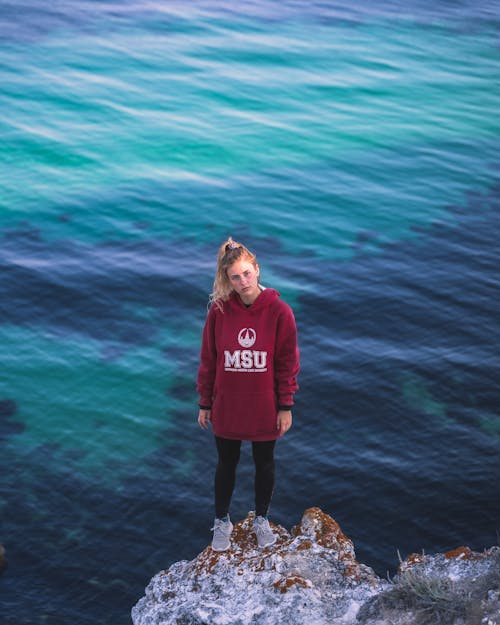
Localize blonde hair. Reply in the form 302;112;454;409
209;237;257;311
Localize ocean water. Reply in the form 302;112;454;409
1;1;499;623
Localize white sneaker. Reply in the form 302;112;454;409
253;516;276;548
211;516;233;551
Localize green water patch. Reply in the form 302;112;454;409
478;412;500;438
400;372;449;423
396;349;500;440
458;405;500;440
0;324;199;483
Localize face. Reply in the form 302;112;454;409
227;258;260;304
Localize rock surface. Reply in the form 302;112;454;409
132;508;500;625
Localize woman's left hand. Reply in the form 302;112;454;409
277;410;292;436
198;409;212;430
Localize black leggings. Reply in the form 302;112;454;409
214;436;276;519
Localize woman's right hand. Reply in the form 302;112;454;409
198;409;211;430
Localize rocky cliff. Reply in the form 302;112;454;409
132;508;499;625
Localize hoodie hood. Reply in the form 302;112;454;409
226;286;280;313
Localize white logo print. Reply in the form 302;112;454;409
238;328;256;348
225;327;267;372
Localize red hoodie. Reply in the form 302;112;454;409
197;288;299;441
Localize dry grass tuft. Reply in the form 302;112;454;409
357;548;500;625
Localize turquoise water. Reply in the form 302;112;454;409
1;2;499;623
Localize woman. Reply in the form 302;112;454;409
197;237;300;551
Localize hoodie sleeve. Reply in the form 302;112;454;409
196;305;217;408
274;304;300;407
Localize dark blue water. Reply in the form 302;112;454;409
1;1;500;624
